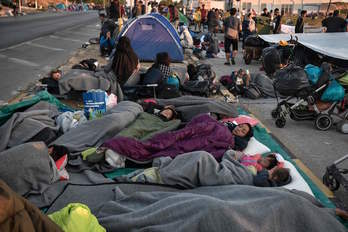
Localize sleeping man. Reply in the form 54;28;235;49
115;150;290;188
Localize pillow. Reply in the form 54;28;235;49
243;137;271;155
282;160;314;196
222;115;259;127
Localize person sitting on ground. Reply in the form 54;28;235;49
111;36;140;86
100;30;116;57
40;69;62;95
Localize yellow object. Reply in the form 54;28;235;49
279;40;288;46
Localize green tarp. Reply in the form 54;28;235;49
0;91;73;126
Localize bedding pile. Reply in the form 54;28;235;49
0;91;346;231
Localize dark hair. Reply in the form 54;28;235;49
247;13;252;18
50;69;61;77
244;123;253;139
263;8;267;12
156;52;170;66
333;10;339;17
266;154;278;169
116;36;133;53
230;8;237;16
301;10;307;16
274;8;279;13
272;168;290;186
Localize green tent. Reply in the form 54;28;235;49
166;9;189;26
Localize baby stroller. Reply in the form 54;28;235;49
271;64;347;130
323;154;348;192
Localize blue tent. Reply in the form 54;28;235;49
119;13;184;62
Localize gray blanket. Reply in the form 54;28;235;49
50;101;143;152
0;142;59;196
58;69;110;95
58;70;124;101
156;96;238;121
95;185;346;232
250;73;276;97
0;101;59;152
118;151;253;188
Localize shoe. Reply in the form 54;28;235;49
231;58;236;65
224;62;231;66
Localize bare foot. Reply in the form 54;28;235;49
335;208;348;220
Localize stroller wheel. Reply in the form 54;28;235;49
315;114;332;131
271;109;279;119
275;117;286;128
323;172;340;191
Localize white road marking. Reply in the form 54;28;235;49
25;42;65;51
8;57;40;67
49;35;85;43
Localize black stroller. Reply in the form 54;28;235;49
323;154;348;192
271;64;348;130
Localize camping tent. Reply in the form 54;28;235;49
118;13;184;62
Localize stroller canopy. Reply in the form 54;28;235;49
119;13;184;62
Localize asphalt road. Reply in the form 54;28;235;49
0;11;100;101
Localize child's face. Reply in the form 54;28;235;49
258;157;271;169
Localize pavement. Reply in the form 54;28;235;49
204;36;348;208
0;11;100;101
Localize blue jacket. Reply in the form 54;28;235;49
100;36;115;49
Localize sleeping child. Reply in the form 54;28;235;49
229;150;290;187
115;150;290;188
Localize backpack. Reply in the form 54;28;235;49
158;83;181;99
72;59;98;72
182;80;210;97
244;84;262;99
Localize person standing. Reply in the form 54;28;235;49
194;7;202;31
322;10;346;33
295;10;307;33
208;8;219;34
242;13;256;50
109;0;121;21
261;8;269;17
273;8;282;34
223;8;241;65
169;4;179;29
201;4;207;31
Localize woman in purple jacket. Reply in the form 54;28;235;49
103;114;253;163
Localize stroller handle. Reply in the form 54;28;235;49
334;154;348;166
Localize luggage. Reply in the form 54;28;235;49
262;46;281;76
158;84;181;99
244;35;265;47
244;84;262;99
182;80;210;97
273;64;310;96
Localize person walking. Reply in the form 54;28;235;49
109;0;121;21
273;8;282;34
208;8;219;34
295;10;307;33
223;8;241;65
322;10;346;33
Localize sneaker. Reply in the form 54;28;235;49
224;62;231;66
231;58;236;65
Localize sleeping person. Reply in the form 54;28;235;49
102;114;254;163
115;150;290;189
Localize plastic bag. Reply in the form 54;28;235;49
83;90;107;120
304;64;322;85
321;79;345;102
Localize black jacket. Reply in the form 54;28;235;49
295;16;304;33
